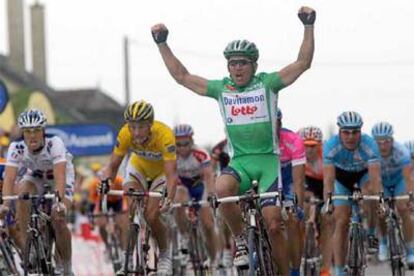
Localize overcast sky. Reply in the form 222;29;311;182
1;0;414;146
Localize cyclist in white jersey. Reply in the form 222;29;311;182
173;124;218;266
151;7;315;274
0;109;74;275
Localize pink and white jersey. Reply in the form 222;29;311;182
279;128;306;166
177;146;211;180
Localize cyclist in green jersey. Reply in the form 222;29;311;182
152;7;315;275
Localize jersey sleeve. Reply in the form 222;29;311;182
291;135;306;167
400;144;411;167
261;72;286;92
6;142;23;167
206;79;224;100
323;136;337;166
161;128;177;161
50;137;68;164
362;135;381;165
194;148;211;168
113;124;131;156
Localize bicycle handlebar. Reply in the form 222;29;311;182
107;190;163;198
1;193;57;201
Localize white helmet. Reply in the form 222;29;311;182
17;109;47;129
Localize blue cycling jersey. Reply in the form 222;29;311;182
323;133;380;172
379;141;411;187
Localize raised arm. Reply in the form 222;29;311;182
151;24;208;95
279;7;315;87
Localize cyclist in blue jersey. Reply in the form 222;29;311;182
371;122;414;264
405;141;414;165
323;111;382;276
152;7;315;275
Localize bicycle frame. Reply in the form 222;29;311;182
381;194;410;275
329;191;379;275
211;183;280;276
171;199;209;275
107;189;161;275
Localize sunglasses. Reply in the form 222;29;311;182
340;129;361;136
228;59;251;67
376;138;392;145
176;141;191;147
22;128;43;135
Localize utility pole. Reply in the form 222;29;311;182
124;36;130;106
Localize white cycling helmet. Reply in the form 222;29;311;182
337;111;363;129
173;124;194;137
371;122;394;138
17;109;47;129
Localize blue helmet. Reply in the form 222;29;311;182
337;111;363;129
173;124;194;137
371;122;394;138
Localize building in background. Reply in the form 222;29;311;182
0;0;124;132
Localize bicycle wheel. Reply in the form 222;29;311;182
303;223;319;276
43;222;55;274
0;238;18;275
257;227;275;276
247;227;257;276
347;225;364;276
124;223;139;274
24;232;49;275
108;233;122;273
188;225;205;276
388;221;405;276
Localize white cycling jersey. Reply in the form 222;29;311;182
6;134;74;199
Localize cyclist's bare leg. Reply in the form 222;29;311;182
200;205;218;261
320;212;334;271
286;211;303;271
15;181;36;252
174;186;190;235
51;198;72;273
215;174;243;235
361;181;378;235
144;196;168;251
396;200;414;243
123;181;145;250
262;206;289;276
114;212;129;249
333;205;351;266
95;216;108;246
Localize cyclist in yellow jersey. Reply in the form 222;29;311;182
102;100;178;276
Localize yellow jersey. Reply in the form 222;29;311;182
114;121;176;179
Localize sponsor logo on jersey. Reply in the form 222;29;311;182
133;149;163;161
222;88;269;125
166;144;176;153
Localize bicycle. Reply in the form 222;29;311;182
0;194;20;275
378;192;414;276
90;209;125;273
170;199;209;276
302;196;323;276
326;188;380;276
2;191;58;275
106;188;161;275
210;180;281;276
